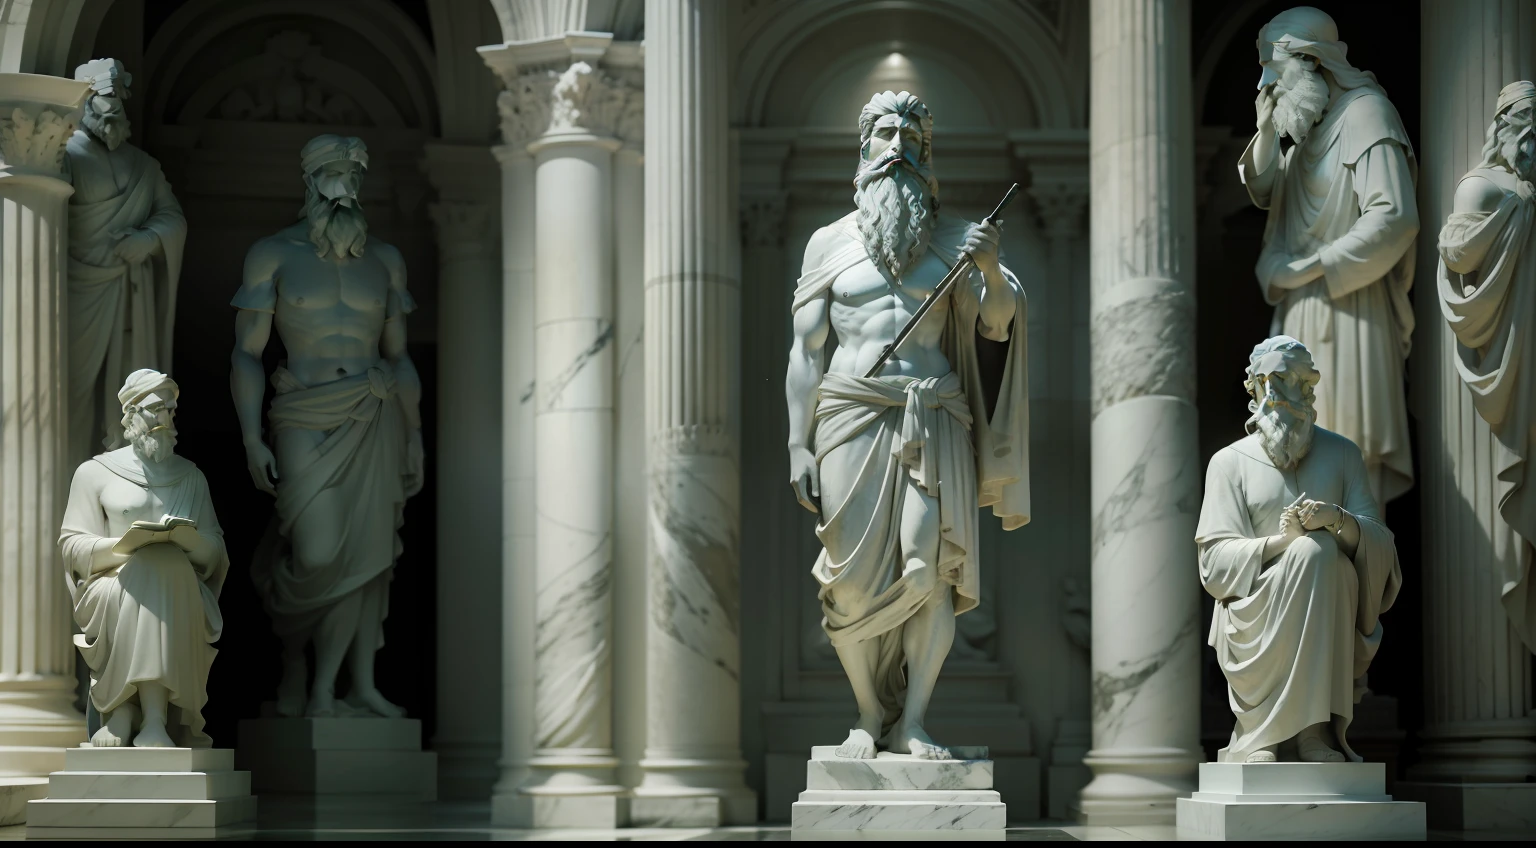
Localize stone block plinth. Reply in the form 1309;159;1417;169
25;746;256;839
1176;762;1425;840
791;745;1006;834
237;715;436;799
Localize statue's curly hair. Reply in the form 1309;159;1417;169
1242;335;1319;417
858;90;933;165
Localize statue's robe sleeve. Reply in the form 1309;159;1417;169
1438;173;1536;648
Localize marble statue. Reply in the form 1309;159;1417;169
1196;336;1402;764
1437;81;1536;650
59;369;229;748
64;59;187;463
785;91;1030;761
1238;6;1418;505
231;134;424;719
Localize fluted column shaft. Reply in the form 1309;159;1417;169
0;73;90;783
1412;0;1536;784
1079;0;1201;825
423;143;503;800
636;0;755;827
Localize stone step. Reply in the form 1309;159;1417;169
792;796;1006;831
807;754;994;791
26;794;258;829
0;746;65;778
1198;761;1385;797
237;716;423;751
64;746;232;773
46;770;251;801
1177;796;1425;840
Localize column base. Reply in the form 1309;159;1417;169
0;676;86;780
1176;763;1424;840
1395;781;1536;831
630;789;757;827
499;790;630;828
1076;748;1197;825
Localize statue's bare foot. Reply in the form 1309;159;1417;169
1245;745;1279;763
132;719;175;748
306;688;338;718
886;722;952;760
90;704;137;748
835;714;882;759
347;688;406;719
275;660;308;717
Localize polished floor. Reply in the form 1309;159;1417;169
1;800;1530;841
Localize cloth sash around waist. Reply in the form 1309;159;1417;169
268;363;398;432
815;372;972;495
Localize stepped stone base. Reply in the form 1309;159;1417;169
238;714;436;798
26;746;256;839
1177;762;1425;841
792;745;1007;833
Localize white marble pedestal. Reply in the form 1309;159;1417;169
237;711;436;799
0;777;48;825
25;746;256;839
1176;762;1425;840
1395;781;1536;831
791;745;1006;836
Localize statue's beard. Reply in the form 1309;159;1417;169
854;157;935;281
1499;128;1536;180
304;190;369;260
83;112;130;151
1273;66;1329;143
1249;404;1315;469
128;422;177;463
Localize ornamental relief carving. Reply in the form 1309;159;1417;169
0;106;78;175
217;32;367;125
497;61;642;149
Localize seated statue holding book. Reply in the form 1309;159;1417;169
59;369;229;748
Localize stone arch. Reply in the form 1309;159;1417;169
0;0;115;75
735;0;1077;130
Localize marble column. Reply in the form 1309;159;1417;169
518;60;630;829
489;139;537;824
0;74;90;793
634;0;756;827
1078;0;1202;826
422;143;502;800
1396;0;1536;830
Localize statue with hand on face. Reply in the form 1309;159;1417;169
64;59;187;465
1239;6;1418;505
1196;336;1402;764
59;370;229;748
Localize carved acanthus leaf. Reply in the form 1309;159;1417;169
1028;179;1089;240
0;106;77;175
498;61;642;149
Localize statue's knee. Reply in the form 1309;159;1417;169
1286;532;1337;578
291;532;340;567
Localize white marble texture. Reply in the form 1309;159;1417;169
1177;761;1423;840
807;753;993;792
45;770;249;800
633;0;754;829
792;792;1006;831
1194;762;1384;799
65;747;230;772
27;745;255;835
0;779;47;826
1080;0;1202;826
0;72;92;785
27;796;257;829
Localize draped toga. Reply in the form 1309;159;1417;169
248;364;410;641
1196;429;1401;763
1438;167;1536;649
59;449;227;745
793;211;1030;724
1239;88;1418;504
64;135;187;461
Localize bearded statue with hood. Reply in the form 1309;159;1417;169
1238;6;1419;505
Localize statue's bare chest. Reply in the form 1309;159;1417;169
273;246;390;320
830;248;950;307
96;477;163;529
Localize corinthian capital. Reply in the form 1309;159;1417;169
496;61;643;150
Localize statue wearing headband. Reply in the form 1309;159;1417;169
231;134;424;718
1437;81;1536;651
59;369;229;747
1196;336;1402;764
1238;6;1418;505
64;58;188;465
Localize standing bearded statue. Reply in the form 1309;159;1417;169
1239;7;1418;504
65;59;188;463
1197;337;1402;764
1437;81;1536;649
786;91;1030;760
231;134;424;718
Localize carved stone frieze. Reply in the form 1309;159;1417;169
217;32;367;125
